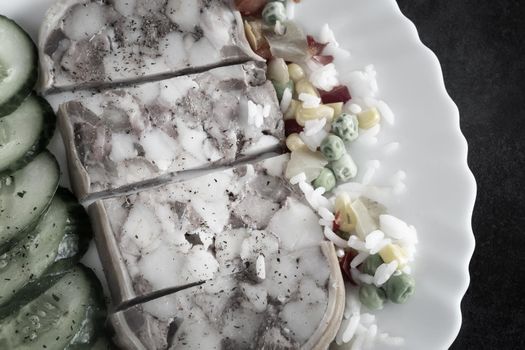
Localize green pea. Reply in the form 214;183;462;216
272;80;294;101
385;273;415;304
359;284;386;310
330;153;357;181
320;134;346;161
332;113;359;143
361;254;384;275
262;2;287;25
313;167;337;192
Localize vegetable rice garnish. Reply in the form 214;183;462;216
237;1;419;348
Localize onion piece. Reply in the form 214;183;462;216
264;22;309;63
245;20;272;60
313;55;334;65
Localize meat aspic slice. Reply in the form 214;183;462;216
39;0;261;92
109;243;343;350
90;154;344;349
55;61;283;200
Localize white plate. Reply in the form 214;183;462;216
1;1;476;349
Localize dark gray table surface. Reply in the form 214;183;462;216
396;1;525;349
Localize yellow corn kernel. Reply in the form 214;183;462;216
286;133;306;152
288;63;306;82
326;102;344;118
295;79;319;97
335;193;358;233
296;105;335;126
284;100;300;120
357;107;381;129
379;244;408;268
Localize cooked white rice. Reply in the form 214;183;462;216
299;92;322;108
319;206;335;221
348;236;367;251
348;103;363;114
324;226;349;248
289;172;307;185
280;87;293;112
319;23;339;47
350;252;370;269
336;248;346;258
309;63;340;91
373;261;398;287
376;100;396;125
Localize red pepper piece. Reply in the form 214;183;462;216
339;249;359;285
313;55;334;65
307;35;328;56
319;85;352;104
333;211;342;232
255;43;273;61
285;119;304;137
235;0;267;16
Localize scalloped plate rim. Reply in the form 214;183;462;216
390;2;477;346
0;0;477;348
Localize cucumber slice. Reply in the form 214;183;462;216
0;265;106;350
0;16;37;118
0;263;71;319
0;94;56;173
0;188;92;307
55;188;92;261
0;151;59;247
